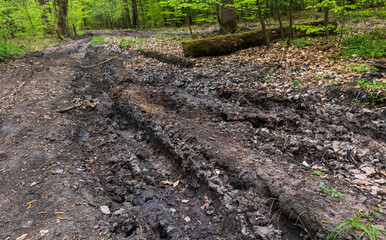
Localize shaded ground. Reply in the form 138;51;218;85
0;31;385;240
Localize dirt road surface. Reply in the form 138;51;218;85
0;32;385;240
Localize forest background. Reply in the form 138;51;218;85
0;0;385;59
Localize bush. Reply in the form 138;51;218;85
0;40;22;61
339;34;386;58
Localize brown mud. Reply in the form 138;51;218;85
0;32;385;240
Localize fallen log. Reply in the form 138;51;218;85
367;60;386;71
182;20;336;57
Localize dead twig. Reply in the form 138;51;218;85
57;104;82;113
80;57;116;69
56;30;65;40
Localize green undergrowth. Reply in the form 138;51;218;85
0;36;60;61
118;38;132;49
327;204;386;240
151;34;192;42
318;182;345;203
291;36;317;47
89;35;107;45
0;40;22;60
12;37;61;51
338;34;386;58
354;79;386;107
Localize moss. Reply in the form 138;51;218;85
182;20;337;57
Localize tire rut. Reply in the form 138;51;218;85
64;39;385;239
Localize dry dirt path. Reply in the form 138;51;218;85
0;32;385;240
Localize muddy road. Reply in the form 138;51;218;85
0;33;385;240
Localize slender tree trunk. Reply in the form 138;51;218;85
52;0;57;25
57;0;70;37
257;0;270;47
37;0;49;32
216;4;221;27
274;0;284;38
324;7;329;38
220;0;238;33
288;0;294;43
122;0;132;28
186;9;193;38
139;0;145;28
131;0;139;28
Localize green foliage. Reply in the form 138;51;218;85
0;40;23;60
286;79;301;89
118;38;132;49
313;72;323;81
370;27;386;39
327;205;386;240
356;80;386;91
349;63;370;72
293;24;336;35
137;45;149;50
89;36;107;45
355;80;386;106
312;170;329;178
292;37;316;47
318;182;345;201
338;34;386;58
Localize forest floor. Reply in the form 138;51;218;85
0;27;385;240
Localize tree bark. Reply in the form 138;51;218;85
131;0;139;28
257;0;270;48
324;7;330;38
52;0;57;25
57;0;70;37
139;0;145;28
274;0;284;38
182;20;336;57
220;0;238;33
122;0;132;28
288;0;294;43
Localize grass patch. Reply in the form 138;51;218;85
89;35;107;45
1;36;61;61
338;34;386;58
327;204;386;240
292;37;317;47
13;37;61;51
348;63;371;72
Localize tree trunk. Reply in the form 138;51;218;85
257;0;270;48
186;9;193;38
52;0;57;25
182;20;336;57
274;0;284;38
122;0;132;28
131;0;139;28
324;7;329;38
220;0;238;33
139;0;145;28
288;0;294;43
57;0;70;37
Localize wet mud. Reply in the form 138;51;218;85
0;34;384;240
